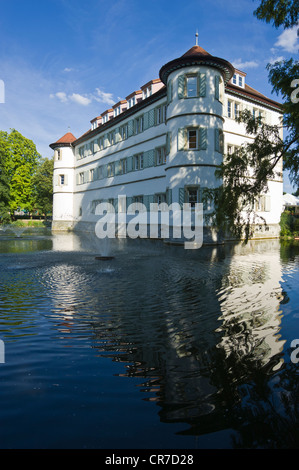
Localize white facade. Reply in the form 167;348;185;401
50;45;283;243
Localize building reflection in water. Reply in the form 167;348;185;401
42;236;297;447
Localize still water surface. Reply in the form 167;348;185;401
0;231;298;449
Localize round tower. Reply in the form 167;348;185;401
159;43;234;240
49;132;76;231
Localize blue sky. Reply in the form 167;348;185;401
0;0;297;191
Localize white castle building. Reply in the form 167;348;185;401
50;42;283;244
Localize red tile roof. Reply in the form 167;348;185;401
55;132;77;144
181;45;212;57
49;132;77;149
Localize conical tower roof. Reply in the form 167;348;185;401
181;45;211;58
159;43;234;84
49;132;76;149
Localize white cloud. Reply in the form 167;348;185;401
63;67;73;72
268;55;285;65
275;25;298;53
50;91;68;103
69;93;91;106
50;88;115;107
94;88;115;106
232;59;259;70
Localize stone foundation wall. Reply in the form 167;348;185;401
52;220;281;244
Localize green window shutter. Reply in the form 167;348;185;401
167;79;173;104
199;127;207;150
148;149;155;167
143;150;150;168
178;75;185;99
153;108;157;126
166;132;171;155
220;130;224;153
215;128;220;152
148;195;154;209
128;120;134;137
166;188;172;205
102;165;108;178
178;128;186;151
113;198;118;213
126;196;133;210
143;195;149;211
148;109;155;127
179;188;185;208
199;187;208;210
126;156;133;172
64;175;68;185
215;75;220;100
143;111;149;130
199;73;206;97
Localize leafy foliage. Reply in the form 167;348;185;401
0;129;41;217
0;136;10;222
32;157;54;218
254;0;299;28
210;0;299;241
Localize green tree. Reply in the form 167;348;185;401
32;157;54;219
0;136;10;222
209;0;299;241
1;129;41;217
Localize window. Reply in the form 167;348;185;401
234;102;240;119
59;174;65;185
255;195;271;212
131;196;143;212
186;75;197;97
120;124;128;141
238;76;243;87
128;97;135;108
55;149;61;161
156;104;167;125
89;168;94;182
121;158;127;174
134;153;143;170
134;116;144;134
79;146;84;159
107;131;115;146
156;146;166;165
178;73;206;99
233;74;237;85
107;163;115;177
79;172;84;184
155;193;166;205
188;129;198;149
186;187;199;208
178;127;207;151
131;195;144;212
227;100;232;118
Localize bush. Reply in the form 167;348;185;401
280;211;294;237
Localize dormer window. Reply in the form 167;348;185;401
231;71;246;88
